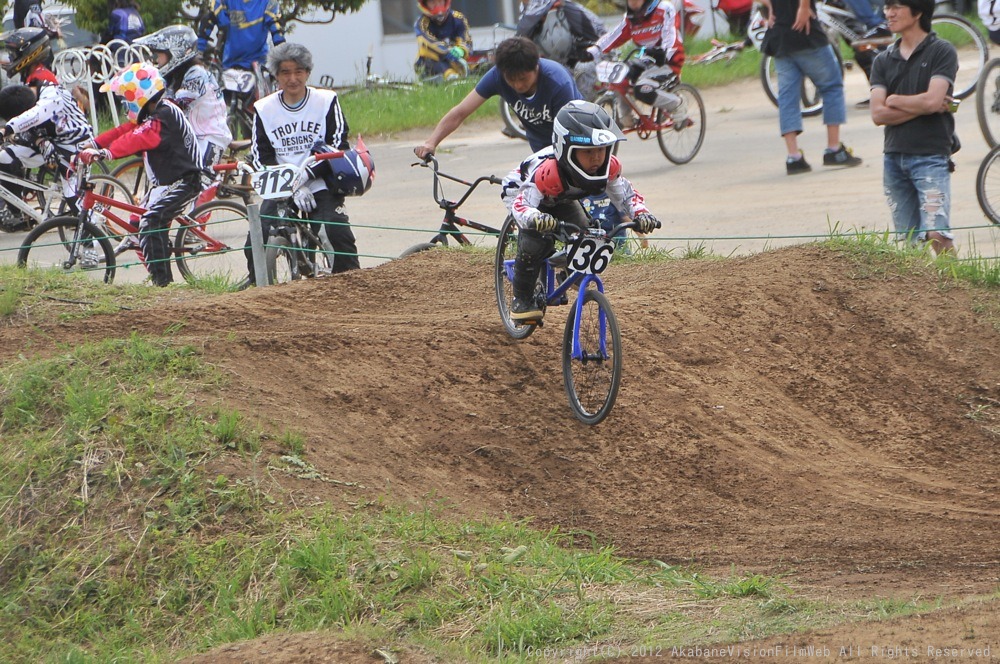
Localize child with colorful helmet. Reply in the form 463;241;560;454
414;0;472;81
135;25;232;172
79;63;204;287
503;100;660;321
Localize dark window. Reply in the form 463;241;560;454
382;0;518;35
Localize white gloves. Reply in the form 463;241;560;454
292;187;316;213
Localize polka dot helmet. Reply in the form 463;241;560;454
99;62;165;123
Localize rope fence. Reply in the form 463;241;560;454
2;207;998;284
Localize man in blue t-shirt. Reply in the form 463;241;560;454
414;36;579;158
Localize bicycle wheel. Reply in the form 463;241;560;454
109;156;149;203
760;52;842;118
499;98;528;142
265;234;297;284
17;215;117;283
173;200;250;287
399;241;439;257
562;288;621;425
494;215;536;340
975;143;1000;224
657;83;706;164
932;14;988;100
976;58;1000;148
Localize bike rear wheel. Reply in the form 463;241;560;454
562;288;621;425
109;156;149;203
399;241;439;258
17;215;117;283
976;58;1000;148
657;83;706;164
760;49;844;118
932;14;988;100
975;143;1000;224
499;99;528;142
173;200;251;287
494;215;536;340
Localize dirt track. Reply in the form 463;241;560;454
3;244;999;661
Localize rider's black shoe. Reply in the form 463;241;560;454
0;207;31;233
511;296;543;322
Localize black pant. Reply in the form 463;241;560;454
513;199;591;299
141;174;202;287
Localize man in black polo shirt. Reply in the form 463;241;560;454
870;0;959;255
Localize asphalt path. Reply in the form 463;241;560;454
2;70;999;281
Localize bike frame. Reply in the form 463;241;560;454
501;222;635;361
0;169;60;223
596;56;679;136
413;157;503;247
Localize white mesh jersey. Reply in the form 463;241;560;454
173;64;232;150
250;87;348;194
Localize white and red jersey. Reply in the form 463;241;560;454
595;3;685;73
502;147;650;231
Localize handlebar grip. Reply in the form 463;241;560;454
213;162;239;172
313;151;345;161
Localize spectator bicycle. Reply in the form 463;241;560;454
401;155;503;257
976;56;1000;147
974;141;1000;223
247;142;368;284
760;0;987;116
17;160;250;285
494;215;659;425
592;50;706;165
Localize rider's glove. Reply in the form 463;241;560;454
291;167;312;193
527;212;558;233
78;148;111;164
292;186;316;214
448;45;466;60
582;45;601;63
633;212;660;234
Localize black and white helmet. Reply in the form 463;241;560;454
135;25;198;77
2;27;51;76
552;100;625;194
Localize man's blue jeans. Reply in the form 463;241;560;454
774;45;846;136
883;153;954;243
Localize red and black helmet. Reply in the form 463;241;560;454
418;0;451;23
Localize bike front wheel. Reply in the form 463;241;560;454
17;215;117;283
975;142;1000;224
657;83;706;164
932;14;988;100
562;288;622;425
494;215;536;340
976;58;1000;148
173;200;251;288
266;234;298;284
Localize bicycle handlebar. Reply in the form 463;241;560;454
412;156;501;211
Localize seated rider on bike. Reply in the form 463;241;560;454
583;0;687;126
197;0;285;70
414;0;472;82
503;100;660;321
136;26;232;179
0;78;94;232
247;42;368;281
980;0;1000;45
2;27;58;86
79;63;204;287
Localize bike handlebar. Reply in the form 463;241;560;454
412;155;501;211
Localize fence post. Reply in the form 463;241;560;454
247;203;268;287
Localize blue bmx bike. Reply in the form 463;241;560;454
494;214;658;425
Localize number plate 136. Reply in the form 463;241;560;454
566;236;614;275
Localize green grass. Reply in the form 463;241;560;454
2;237;999;661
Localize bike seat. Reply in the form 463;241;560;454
227;139;252;153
